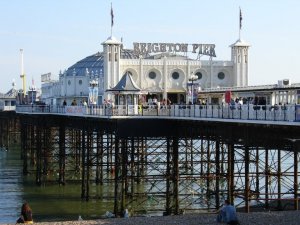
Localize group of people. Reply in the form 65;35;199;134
62;99;87;106
147;97;171;106
16;200;238;224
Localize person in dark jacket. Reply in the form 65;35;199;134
16;202;33;224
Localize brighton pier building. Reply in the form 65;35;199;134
41;34;250;106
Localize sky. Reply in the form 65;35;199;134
0;0;300;93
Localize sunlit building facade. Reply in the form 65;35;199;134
41;36;250;106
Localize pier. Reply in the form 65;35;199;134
1;106;300;216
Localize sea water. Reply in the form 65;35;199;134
0;146;113;224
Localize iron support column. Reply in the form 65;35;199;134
277;150;282;209
114;137;120;216
227;143;234;204
294;143;298;210
81;130;86;199
58;125;66;185
245;146;250;212
21;123;28;175
35;126;42;185
166;138;171;215
265;148;269;209
173;136;179;215
215;141;220;209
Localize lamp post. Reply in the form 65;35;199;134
189;74;198;104
28;86;35;104
89;79;98;105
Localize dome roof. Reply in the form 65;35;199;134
120;48;140;59
65;52;104;77
65;49;140;77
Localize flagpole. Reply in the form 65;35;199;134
239;7;242;40
111;2;113;37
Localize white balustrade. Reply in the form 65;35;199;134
15;104;299;123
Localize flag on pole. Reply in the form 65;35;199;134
111;3;114;27
239;7;242;30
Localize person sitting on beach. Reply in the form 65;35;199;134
16;202;33;224
217;200;239;225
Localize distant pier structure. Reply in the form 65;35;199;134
0;111;19;150
1;111;300;216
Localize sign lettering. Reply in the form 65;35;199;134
133;42;216;57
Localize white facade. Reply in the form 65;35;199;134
41;36;250;106
0;86;17;111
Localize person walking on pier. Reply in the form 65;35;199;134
16;202;33;224
71;99;77;106
217;199;239;225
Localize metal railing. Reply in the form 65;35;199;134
0;105;16;111
16;103;300;122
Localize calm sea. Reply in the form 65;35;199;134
1;143;294;223
0;145;113;224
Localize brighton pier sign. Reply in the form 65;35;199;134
133;42;216;57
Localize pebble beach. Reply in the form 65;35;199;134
3;211;300;225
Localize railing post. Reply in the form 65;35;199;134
200;105;202;118
295;104;297;122
255;105;258;120
247;102;250;120
265;103;267;120
240;104;242;119
174;105;175;117
228;104;230;119
283;104;286;121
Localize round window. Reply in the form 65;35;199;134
68;80;71;85
172;72;180;80
149;71;156;79
79;80;82;85
218;72;225;80
195;72;202;80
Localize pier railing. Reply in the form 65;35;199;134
16;103;300;122
0;105;16;111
